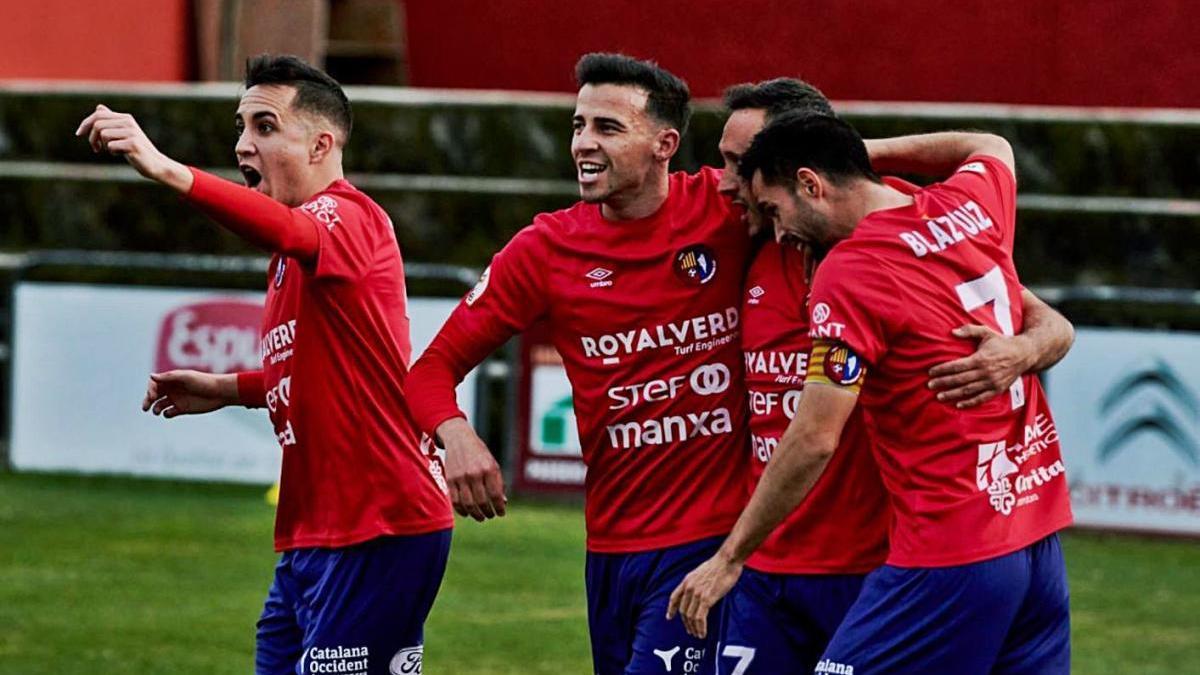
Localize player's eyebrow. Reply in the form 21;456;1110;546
235;110;280;125
574;114;627;131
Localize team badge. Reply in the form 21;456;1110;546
823;343;864;386
674;244;717;285
273;258;287;288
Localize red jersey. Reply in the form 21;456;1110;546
742;241;889;574
408;169;751;553
258;180;453;551
808;156;1073;567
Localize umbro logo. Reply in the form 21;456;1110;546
748;285;765;304
586;267;614;288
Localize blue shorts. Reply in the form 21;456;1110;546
586;535;725;675
717;568;865;674
818;533;1070;675
256;529;452;675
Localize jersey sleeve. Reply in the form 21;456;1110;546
938;154;1018;251
407;226;552;436
300;193;381;282
808;248;906;367
185;168;319;261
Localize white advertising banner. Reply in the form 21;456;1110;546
11;282;474;483
1048;327;1200;535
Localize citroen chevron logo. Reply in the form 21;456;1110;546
1098;358;1199;465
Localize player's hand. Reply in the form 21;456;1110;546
75;104;193;192
142;370;236;418
666;553;742;639
928;325;1035;408
436;418;507;521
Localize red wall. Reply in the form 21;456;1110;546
404;0;1200;107
3;0;1196;107
0;1;191;81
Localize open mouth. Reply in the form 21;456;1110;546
239;165;262;189
577;161;607;183
778;232;809;249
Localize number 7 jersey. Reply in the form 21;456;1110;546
808;156;1073;567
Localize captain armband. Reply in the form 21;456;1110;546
805;339;868;394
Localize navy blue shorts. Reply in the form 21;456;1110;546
717;568;865;674
255;529;452;675
817;534;1070;675
586;536;725;675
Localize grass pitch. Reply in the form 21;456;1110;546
0;472;1197;673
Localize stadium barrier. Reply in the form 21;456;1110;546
0;250;491;484
0;251;1197;535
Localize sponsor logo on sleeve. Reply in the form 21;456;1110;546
809;303;845;339
155;300;264;374
811;302;830;324
300;194;342;230
465;266;491;306
957;161;987;175
273;257;287;288
674;244;718;286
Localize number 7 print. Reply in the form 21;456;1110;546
955;265;1026;409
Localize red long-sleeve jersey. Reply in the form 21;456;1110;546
408;169;752;553
187;171;452;551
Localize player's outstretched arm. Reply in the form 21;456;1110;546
142;370;242;418
76;105;194;193
667;380;858;639
866;131;1015;178
76;105;319;264
928;290;1075;408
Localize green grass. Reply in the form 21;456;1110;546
1;472;1197;673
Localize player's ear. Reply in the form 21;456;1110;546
796;168;821;199
310;130;337;164
653;127;681;162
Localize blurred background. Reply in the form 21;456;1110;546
0;1;1198;673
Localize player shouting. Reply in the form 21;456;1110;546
406;53;749;674
78;55;452;675
673;113;1073;674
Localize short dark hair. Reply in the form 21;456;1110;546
244;54;353;143
575;52;691;136
739;111;879;187
723;77;834;120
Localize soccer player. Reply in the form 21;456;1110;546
406;53;749;674
77;55;452;675
702;79;1076;674
673;113;1074;674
